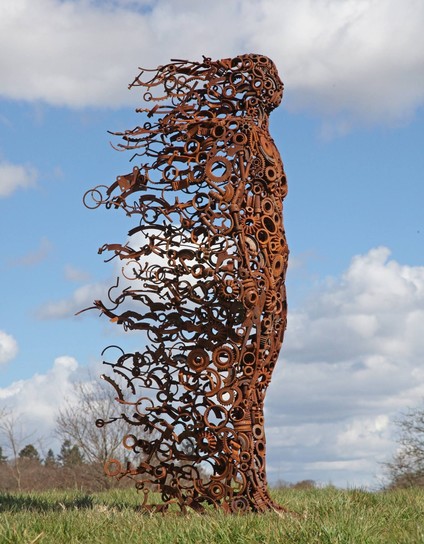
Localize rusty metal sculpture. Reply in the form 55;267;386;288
84;54;288;513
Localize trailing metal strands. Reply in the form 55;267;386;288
84;54;289;513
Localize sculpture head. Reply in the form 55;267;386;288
209;53;284;112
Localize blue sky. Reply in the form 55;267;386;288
1;0;423;488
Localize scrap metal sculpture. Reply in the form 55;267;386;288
84;54;288;513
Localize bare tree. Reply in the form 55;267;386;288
55;377;135;466
0;408;8;464
0;410;36;490
384;403;424;488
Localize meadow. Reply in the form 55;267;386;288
1;487;423;543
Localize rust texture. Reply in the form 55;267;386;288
84;54;288;513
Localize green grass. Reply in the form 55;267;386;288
0;487;423;543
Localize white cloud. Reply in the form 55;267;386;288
266;246;424;486
38;231;168;320
0;331;18;365
64;264;91;283
283;247;424;364
9;237;52;267
36;281;109;319
0;161;37;197
0;0;423;124
0;356;79;437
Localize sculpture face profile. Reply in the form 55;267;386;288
84;54;289;513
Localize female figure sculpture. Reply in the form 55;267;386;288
84;54;289;513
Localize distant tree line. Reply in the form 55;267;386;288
0;437;131;492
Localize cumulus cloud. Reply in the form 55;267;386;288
266;247;424;486
0;0;423;124
285;247;424;365
0;331;18;365
0;356;80;440
0;161;37;197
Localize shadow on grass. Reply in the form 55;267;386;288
0;493;94;513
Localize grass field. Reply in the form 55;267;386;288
1;487;423;543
